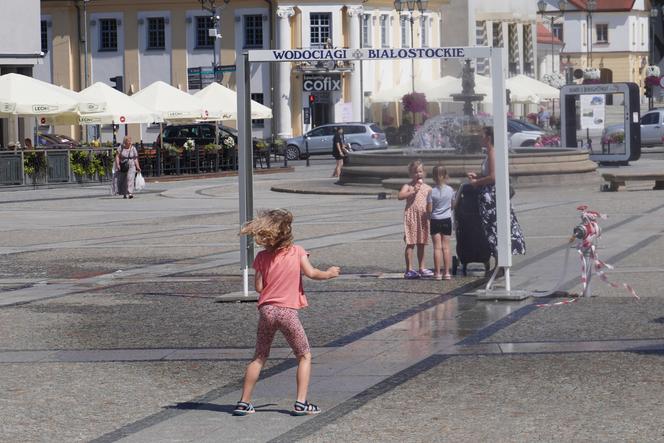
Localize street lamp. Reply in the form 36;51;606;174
394;0;428;93
198;0;230;70
586;0;597;67
650;6;663;65
537;1;566;74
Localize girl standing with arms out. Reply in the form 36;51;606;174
235;209;340;416
398;160;433;279
427;166;455;280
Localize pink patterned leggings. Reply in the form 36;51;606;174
254;305;311;360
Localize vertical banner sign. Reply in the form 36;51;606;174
580;94;605;130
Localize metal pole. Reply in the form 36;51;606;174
551;16;555;72
490;47;512;276
305;136;310;167
237;52;253;296
212;8;218;69
410;14;415;93
83;0;90;143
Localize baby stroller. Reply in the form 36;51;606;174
453;183;491;276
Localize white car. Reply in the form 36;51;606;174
508;119;545;147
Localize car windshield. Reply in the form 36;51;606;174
510;120;541;132
369;124;384;133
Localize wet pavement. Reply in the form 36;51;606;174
1;158;664;442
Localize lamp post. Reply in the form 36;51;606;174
394;0;428;93
537;1;567;74
586;0;596;67
198;0;230;70
650;6;661;65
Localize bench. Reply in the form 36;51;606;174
601;172;664;191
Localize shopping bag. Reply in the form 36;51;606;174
135;172;146;192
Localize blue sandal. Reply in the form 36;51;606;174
233;401;255;416
293;400;321;416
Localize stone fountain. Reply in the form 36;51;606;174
338;62;597;189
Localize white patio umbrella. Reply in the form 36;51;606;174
428;75;493;102
0;73;106;146
505;74;560;104
77;82;162;124
194;82;272;120
130;81;210;121
0;73;81;116
371;82;415;103
131;81;212;176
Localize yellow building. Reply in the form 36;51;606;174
40;0;449;142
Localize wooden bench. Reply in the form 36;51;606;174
601;172;664;191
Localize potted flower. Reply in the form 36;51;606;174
542;72;566;89
222;136;236;150
183;138;196;152
23;151;46;186
582;68;601;84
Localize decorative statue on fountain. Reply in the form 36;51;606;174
409;60;488;153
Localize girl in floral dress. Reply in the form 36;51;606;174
398;160;433;279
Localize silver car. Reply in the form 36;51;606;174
284;123;388;160
603;108;664;147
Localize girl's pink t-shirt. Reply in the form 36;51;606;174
253;244;308;309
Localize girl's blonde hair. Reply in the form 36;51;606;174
408;160;424;176
240;209;293;251
432;165;448;186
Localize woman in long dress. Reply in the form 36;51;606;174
114;136;141;199
467;126;526;257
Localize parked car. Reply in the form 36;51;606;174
603;108;664;147
36;133;80;149
507;119;546;147
284;122;388;160
161;123;244;148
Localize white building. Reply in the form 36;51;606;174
558;0;648;87
440;0;539;79
0;0;42;147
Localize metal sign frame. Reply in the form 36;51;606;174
237;46;513;295
560;82;641;164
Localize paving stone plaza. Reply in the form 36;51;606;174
2;156;664;442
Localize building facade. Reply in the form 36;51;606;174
39;1;456;142
560;0;648;88
440;0;539;79
0;0;42;147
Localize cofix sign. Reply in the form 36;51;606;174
303;75;341;92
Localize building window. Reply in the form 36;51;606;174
420;16;429;47
361;14;371;47
251;93;264;128
492;22;503;47
641;23;645;45
582;22;587;46
310;13;332;48
596;24;608;43
552;23;563;41
244;15;263;48
400;16;410;48
40;20;48;53
147;17;165;50
99;18;118;51
195;16;215;49
381;15;390;47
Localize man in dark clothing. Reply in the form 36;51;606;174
331;127;347;177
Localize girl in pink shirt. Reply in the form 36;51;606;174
234;209;340;417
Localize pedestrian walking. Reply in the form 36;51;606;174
427;165;455;280
398;160;433;279
114;136;141;199
234;209;340;417
467;126;526;262
331;127;349;178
